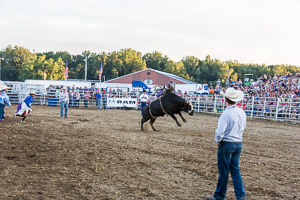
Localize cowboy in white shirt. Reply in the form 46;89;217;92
59;87;69;118
207;88;248;200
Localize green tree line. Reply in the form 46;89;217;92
0;45;299;85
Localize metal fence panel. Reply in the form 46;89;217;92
6;88;300;122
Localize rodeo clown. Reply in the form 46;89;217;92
14;91;36;122
0;84;11;122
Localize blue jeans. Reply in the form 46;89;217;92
96;99;101;110
0;104;4;119
60;102;68;117
84;99;88;108
214;142;246;200
69;99;73;108
140;102;147;115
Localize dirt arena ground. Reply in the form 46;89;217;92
0;105;299;200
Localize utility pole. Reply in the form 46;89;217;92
85;55;87;81
0;58;3;81
83;50;90;82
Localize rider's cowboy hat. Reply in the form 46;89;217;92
29;91;36;95
220;87;244;102
0;85;10;91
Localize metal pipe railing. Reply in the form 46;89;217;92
6;89;300;121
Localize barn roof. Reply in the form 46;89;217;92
106;68;195;84
150;69;195;84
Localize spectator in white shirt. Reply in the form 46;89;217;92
59;87;69;118
139;90;149;115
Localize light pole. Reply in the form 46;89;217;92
85;55;87;81
83;50;91;82
0;58;3;81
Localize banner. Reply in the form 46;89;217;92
107;97;138;108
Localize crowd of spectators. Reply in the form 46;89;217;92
212;73;300;99
187;73;300;119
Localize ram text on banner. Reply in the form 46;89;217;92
107;97;137;108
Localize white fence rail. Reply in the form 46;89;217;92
187;95;300;122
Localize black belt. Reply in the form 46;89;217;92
220;141;242;143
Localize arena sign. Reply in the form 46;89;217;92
144;79;153;84
107;97;138;108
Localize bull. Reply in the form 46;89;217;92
141;92;194;131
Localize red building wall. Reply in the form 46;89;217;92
106;69;186;85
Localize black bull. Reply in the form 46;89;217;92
141;93;194;131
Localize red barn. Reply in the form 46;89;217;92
105;68;195;85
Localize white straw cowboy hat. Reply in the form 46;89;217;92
220;87;244;102
29;91;36;95
0;85;10;91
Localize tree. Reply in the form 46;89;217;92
230;72;238;82
182;56;200;82
1;44;300;83
45;57;65;80
70;55;85;79
218;63;234;83
198;56;220;84
19;56;65;81
143;51;170;71
39;51;73;78
1;45;36;81
19;55;45;81
106;49;147;80
269;64;300;76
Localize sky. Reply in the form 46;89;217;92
1;0;300;66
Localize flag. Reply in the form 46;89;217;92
99;62;103;80
64;60;68;79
